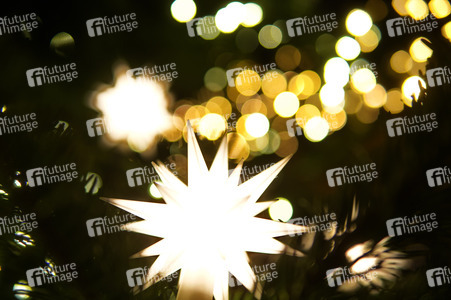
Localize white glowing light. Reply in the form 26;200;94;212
171;0;197;23
304;117;329;142
350;257;377;273
103;124;307;299
215;2;245;33
95;73;172;152
324;57;350;87
245;113;269;138
242;3;263;27
346;9;373;36
269;198;293;222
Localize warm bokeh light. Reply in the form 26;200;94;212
276;45;301;71
199;113;227;140
363;84;387;108
409;37;433;62
345;243;370;262
235;70;262;96
242;3;263;27
241;98;267;115
351;68;376;93
355;25;381;52
323;110;347;131
406;0;429;20
95;71;172;152
384;88;404;114
324;57;350;87
351;257;377;273
215;4;242;33
336;36;361;60
269;198;293;222
296;104;321;128
429;0;451;18
402;76;426;105
258;25;283;49
390;50;413;73
274;92;300;117
304;116;330;142
227;132;250;160
204;67;227;92
346;9;373;36
245;113;269;138
262;71;287;98
392;0;409;16
320;84;345;108
171;0;197;23
442;21;451;42
206;96;232;117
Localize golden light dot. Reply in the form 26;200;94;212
295;104;321;128
392;0;409;16
402;76;426;105
269;198;293;222
275;45;301;71
298;71;321;99
206;96;232;117
162;126;182;142
199;16;220;40
351;68;376;93
346;9;373;36
288;75;305;95
320;83;345;107
199;113;227;140
324;57;350;87
241;98;267;115
442;21;451;42
383;89;404;114
258;25;283;49
429;0;451;18
390;50;413;73
216;7;240;33
248;132;269;152
344;89;363;114
227;132;250;161
304;116;329;142
260;129;281;154
204;67;227;92
274;92;300;117
262;71;287;98
356;25;381;52
171;0;197;23
356;105;379;124
242;3;263;27
236;115;254;140
235;70;262;96
149;182;163;199
409;37;433;62
245;113;269;138
322;110;347;131
275;131;298;157
406;0;429;20
336;36;361;60
363;84;387;108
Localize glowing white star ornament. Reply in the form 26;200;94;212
102;123;307;300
